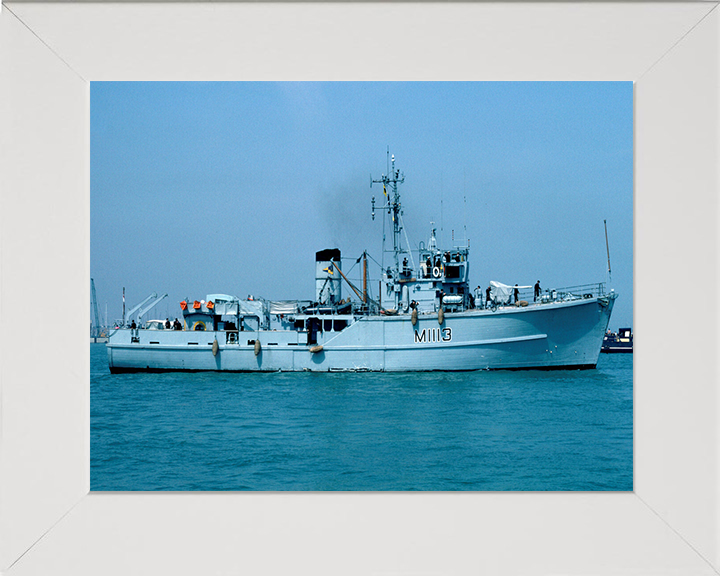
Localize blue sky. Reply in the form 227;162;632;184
91;82;633;329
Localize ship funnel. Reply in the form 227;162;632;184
315;248;342;304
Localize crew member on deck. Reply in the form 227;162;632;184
514;284;519;303
534;280;541;302
130;320;136;330
165;318;171;329
486;285;492;307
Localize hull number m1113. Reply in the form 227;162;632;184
414;327;452;343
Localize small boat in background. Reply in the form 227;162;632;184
601;328;633;353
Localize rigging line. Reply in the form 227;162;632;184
365;251;384;271
343;260;359;276
381;194;386;272
330;261;384;310
463;169;468;247
398;214;417;271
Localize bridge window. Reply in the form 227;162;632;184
334;319;347;331
445;265;461;279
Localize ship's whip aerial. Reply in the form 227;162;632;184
604;219;612;283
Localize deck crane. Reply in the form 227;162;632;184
137;293;169;324
91;279;101;338
124;293;157;325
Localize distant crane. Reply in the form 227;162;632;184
91;279;101;338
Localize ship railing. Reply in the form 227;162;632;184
484;282;607;308
522;282;607;305
550;282;607;301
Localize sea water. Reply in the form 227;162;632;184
91;344;632;491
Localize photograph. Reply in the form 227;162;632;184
90;81;633;491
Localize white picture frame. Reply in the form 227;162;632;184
1;2;718;574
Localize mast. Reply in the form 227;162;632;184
371;149;405;283
362;251;368;304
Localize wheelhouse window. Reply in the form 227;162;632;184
445;265;461;279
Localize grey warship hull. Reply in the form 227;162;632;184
107;295;615;373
